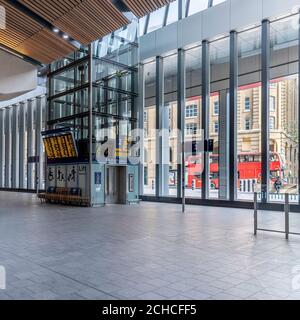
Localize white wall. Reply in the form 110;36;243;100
140;0;300;61
0;49;37;101
0;86;46;108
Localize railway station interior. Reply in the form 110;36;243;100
1;0;300;300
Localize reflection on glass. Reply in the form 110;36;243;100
167;0;178;25
213;0;227;6
269;15;299;202
188;0;208;16
163;54;178;197
237;27;262;201
148;7;166;33
185;46;202;198
143;62;156;195
209;37;230;199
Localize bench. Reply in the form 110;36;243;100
38;187;89;206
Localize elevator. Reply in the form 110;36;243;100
105;166;127;204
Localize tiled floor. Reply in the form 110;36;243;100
1;192;300;300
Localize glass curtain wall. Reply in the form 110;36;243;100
143;61;156;195
163;53;178;196
236;27;262;201
209;37;230;199
269;15;299;203
140;12;300;208
185;45;202;198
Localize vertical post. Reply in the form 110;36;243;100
254;192;258;235
285;193;289;240
156;56;164;197
36;96;44;192
0;109;4;188
27;100;34;190
178;0;185;20
138;63;145;196
298;11;300;205
219;89;229;200
261;19;270;204
185;0;190;18
5;107;12;188
19;102;26;189
177;49;186;210
229;30;238;201
202;40;210;200
88;44;93;207
11;105;19;189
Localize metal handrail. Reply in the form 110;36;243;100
254;192;300;240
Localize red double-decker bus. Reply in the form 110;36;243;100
186;152;285;189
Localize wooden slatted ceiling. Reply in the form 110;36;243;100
0;0;76;63
19;0;130;45
123;0;175;18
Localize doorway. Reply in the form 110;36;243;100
105;166;127;204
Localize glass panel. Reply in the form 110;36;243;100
188;0;208;16
143;62;156;195
237;27;262;201
139;16;147;36
50;61;89;96
185;46;202;198
166;0;178;25
163;54;178;197
269;15;299;203
213;0;227;6
148;7;165;33
209;37;230;200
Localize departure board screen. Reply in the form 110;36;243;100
43;132;78;160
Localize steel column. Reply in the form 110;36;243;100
27;99;34;190
202;40;210;200
4;107;12;188
0;109;5;188
156;56;164;197
138;63;145;196
261;20;270;203
177;49;186;207
229;30;238;201
11;105;19;189
88;44;94;206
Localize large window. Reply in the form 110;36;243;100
163;54;178;196
188;0;208;16
237;27;262;201
185;45;202;198
209;37;230;199
186;123;198;135
186;104;198;118
269;15;299;202
245;97;251;111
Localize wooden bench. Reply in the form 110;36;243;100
38;187;89;206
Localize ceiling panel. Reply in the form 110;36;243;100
0;0;76;64
123;0;175;18
0;0;175;64
19;0;130;45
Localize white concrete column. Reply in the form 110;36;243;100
4;107;12;188
19;102;26;189
11;104;19;189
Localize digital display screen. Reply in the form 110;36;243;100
43;132;78;160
